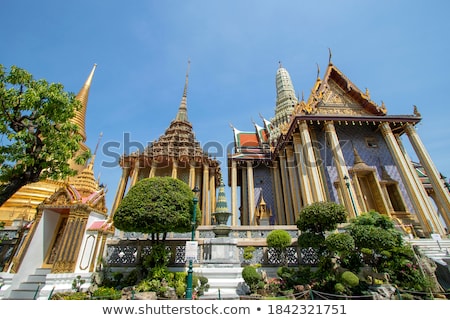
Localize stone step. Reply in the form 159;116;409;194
16;282;44;291
34;268;51;276
7;286;42;300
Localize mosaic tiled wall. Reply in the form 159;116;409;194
252;164;276;224
315;124;414;214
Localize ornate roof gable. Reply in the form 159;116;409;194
305;63;387;117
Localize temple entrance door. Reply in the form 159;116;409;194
358;175;378;212
42;215;68;268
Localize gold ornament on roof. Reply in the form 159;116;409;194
413;105;421;117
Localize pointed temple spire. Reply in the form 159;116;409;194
175;60;190;122
73;64;97;142
270;63;298;141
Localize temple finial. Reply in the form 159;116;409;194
328;48;333;65
316;63;320;79
175;60;190;122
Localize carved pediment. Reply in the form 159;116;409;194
317;81;372;116
43;187;73;206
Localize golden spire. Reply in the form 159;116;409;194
71;132;102;195
73;64;97;142
175;60;190;122
353;146;364;165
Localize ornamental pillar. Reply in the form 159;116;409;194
202;163;210;225
379;122;438;234
298;121;325;202
247;161;256;225
286;145;301;223
404;123;450;229
231;160;238;226
293;132;313;206
324;121;359;217
111;166;131;215
279;153;294;224
271;160;285;225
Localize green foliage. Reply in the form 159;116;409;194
325;232;355;254
349;225;402;251
72;275;85;292
243;246;256;261
334;282;345;293
266;230;291;250
113;177;200;235
297;231;324;249
267;230;291;266
0;64;89;205
296;202;348;234
91;287;121;300
144;244;171;269
51;291;88;300
277;266;313;288
340;271;359;287
242;265;262;293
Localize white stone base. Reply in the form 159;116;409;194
195;266;243;300
37;273;92;300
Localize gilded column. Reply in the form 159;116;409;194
293;133;313;206
209;171;216;224
324;121;359;217
52;206;89;273
394;131;446;234
404;123;450;229
379;122;434;234
149;161;157;178
286;145;301;222
247;160;256;225
299;121;325;202
111;167;131;215
202;163;210;226
241;166;248;225
279;153;294;224
130;158;140;187
231;160;238;226
271;160;285;225
171;160;178;179
189;162;196;189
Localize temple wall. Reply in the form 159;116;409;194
315;124;414;214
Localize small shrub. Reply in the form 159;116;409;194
51;291;88;300
242;265;262;293
92;287;121;300
340;271;359;288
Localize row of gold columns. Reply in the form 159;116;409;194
379;122;446;235
404;123;450;229
110;158;217;226
52;206;89;273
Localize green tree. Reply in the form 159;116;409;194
266;229;292;266
296;201;348;252
113;177;201;243
0;65;89;206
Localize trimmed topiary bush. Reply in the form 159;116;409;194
242;265;262;293
340;271;359;288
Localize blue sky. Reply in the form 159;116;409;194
2;1;450;213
